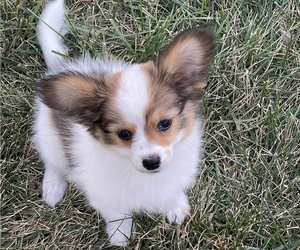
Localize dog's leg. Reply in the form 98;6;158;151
42;164;68;207
166;192;191;224
101;211;133;246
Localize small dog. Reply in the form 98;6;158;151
33;0;215;246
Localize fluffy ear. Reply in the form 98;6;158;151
158;25;215;90
36;73;107;124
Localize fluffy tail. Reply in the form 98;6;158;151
37;0;68;71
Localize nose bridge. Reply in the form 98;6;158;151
133;127;157;154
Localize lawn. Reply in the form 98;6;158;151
1;0;299;249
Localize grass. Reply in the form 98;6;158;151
1;0;299;249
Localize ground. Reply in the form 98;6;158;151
1;0;300;249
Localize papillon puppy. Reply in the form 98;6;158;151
33;0;215;246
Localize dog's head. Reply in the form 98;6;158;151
37;25;215;173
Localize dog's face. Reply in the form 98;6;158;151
37;26;215;173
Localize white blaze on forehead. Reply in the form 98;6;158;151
116;64;149;124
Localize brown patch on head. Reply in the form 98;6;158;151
37;71;135;148
140;25;215;146
92;72;137;148
144;93;197;147
140;62;197;147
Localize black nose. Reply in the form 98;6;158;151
142;155;161;171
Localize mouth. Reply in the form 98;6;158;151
136;168;161;174
148;169;160;174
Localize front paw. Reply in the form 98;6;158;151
166;198;190;224
42;170;68;207
106;217;133;246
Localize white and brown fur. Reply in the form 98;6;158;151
33;0;215;246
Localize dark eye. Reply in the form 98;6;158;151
117;129;132;140
157;119;172;131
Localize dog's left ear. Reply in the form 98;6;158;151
158;25;215;91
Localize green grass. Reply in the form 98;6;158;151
1;0;300;249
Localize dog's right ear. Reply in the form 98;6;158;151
36;73;107;124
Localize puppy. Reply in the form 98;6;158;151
33;0;215;246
